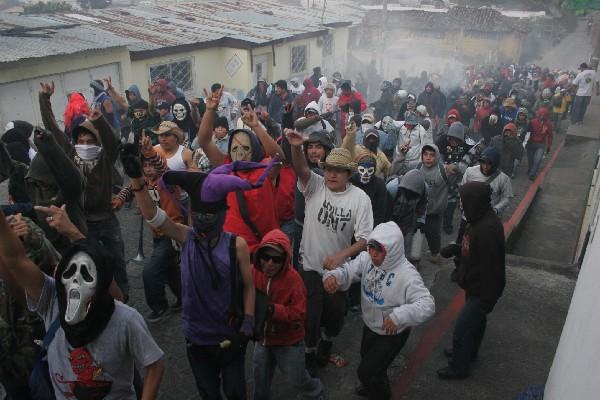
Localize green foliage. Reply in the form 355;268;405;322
565;0;600;10
23;1;73;14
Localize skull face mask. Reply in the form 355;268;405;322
173;103;187;121
61;251;97;325
133;109;147;120
356;160;376;184
230;132;252;162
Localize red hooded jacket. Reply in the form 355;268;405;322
446;108;462;125
528;108;553;149
252;229;306;346
296;78;321;111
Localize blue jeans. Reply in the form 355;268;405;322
570;95;591;123
279;219;296;246
143;237;181;312
87;214;128;296
186;342;247;399
449;295;487;374
526;142;545;179
253;342;322;400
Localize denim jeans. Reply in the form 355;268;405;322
143;236;181;312
87;214;129;296
253;342;322;400
186;342;247;400
358;325;410;400
279;219;296;248
526;142;546;179
570;95;591;123
449;295;487;374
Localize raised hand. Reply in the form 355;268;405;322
147;80;156;96
34;204;78;238
241;104;259;129
284;128;304;147
120;143;143;178
203;85;224;111
139;129;153;154
89;104;102;121
39;81;55;97
103;76;113;92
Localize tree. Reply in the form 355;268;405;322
23;1;72;14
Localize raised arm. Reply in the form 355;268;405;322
242;105;284;159
341;121;357;160
198;87;227;167
89;106;119;162
120;144;190;244
39;81;72;152
285;128;311;188
104;76;128;113
0;208;45;300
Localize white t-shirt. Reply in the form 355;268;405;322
572;69;596;96
27;276;164;400
299;171;374;274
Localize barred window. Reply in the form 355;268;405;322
149;59;193;92
291;45;308;74
322;34;334;56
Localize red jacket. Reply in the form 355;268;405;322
275;165;296;222
338;90;367;134
528;108;553;150
252;229;306;346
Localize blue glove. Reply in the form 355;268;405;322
240;314;255;337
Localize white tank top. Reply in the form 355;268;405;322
166;145;187;171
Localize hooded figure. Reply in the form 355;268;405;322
461;147;514;216
489;122;523;178
129;99;160;145
172;98;196;145
437;182;505;379
388;169;428;251
296;79;322;113
55;239;115;348
351;153;391;226
323;221;434;398
297;101;335;143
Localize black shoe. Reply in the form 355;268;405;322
305;352;318;378
146;307;168;323
170;299;182;312
443;348;477;361
354;383;368;397
437;366;469;380
316;340;333;367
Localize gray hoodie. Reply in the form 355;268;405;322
419;144;450;216
324;221;435;335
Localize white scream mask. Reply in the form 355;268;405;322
173;103;187;121
230;132;252;161
381;116;395;133
61;251;98;325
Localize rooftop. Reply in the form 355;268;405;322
50;0;352;58
0;13;130;63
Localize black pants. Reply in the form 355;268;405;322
423;213;442;254
449;295;487;374
301;269;347;348
358;325;410;400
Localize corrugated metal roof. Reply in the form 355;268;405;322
51;0;353;53
0;13;130;63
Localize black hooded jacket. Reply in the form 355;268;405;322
457;182;506;313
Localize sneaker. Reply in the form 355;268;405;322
316;340;333;366
305;352;318;378
170;299;182;312
354;383;368;397
146;307;168;323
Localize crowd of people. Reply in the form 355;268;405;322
0;59;597;400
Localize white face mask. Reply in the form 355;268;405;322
357;163;376;184
75;144;101;161
230;133;252;162
61;252;97;325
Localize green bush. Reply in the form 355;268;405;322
23;1;73;14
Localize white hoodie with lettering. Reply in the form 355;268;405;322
323;221;435;335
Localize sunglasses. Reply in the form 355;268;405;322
259;253;285;264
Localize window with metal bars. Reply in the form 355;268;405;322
149;59;193;92
322;34;334;56
291;45;308;74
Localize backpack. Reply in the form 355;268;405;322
28;319;60;400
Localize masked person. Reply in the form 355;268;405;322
252;229;324;400
287;129;374;377
437;182;505;380
171;97;199;146
376;116;401;161
461;147;513;217
323;221;435;400
114;132;183;322
199;87;283;253
342;124;391;178
121;144;279;399
489;123;524;179
129;99;160;145
38;83;129;299
526;107;553;180
392;112;433;175
0;207;165;399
